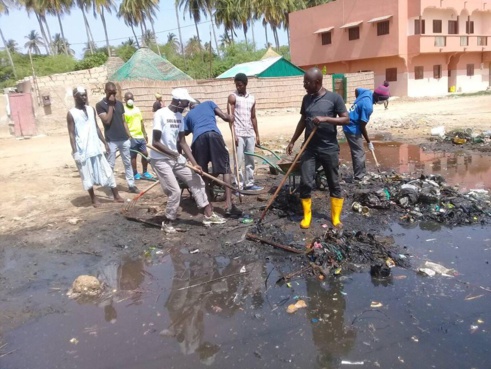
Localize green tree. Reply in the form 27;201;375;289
6;39;18;53
166;32;180;54
22;0;52;55
0;0;17;77
184;36;201;57
214;0;239;43
52;33;74;55
24;29;45;55
41;0;73;55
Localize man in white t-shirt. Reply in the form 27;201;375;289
149;88;226;233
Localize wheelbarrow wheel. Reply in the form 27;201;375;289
270;167;279;175
315;170;328;191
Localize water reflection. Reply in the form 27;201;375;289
339;142;491;190
306;279;356;367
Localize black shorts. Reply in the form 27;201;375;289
191;131;231;174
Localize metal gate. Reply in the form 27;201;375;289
332;73;347;102
8;93;36;137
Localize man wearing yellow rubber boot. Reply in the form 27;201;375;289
287;68;349;228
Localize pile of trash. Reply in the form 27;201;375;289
431;127;491;145
307;228;410;278
350;173;491;226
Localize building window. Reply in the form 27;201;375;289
477;36;488;46
321;32;332;45
434;36;446;47
467;64;474;77
448;20;459;35
414;66;424;80
460;36;468;46
349;27;360;41
466;21;474;34
386;68;397;82
433;19;442;33
433;65;442;79
377;21;390;36
415;19;426;35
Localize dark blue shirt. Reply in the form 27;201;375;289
183;101;221;144
344;88;374;135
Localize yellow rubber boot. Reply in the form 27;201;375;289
300;198;312;229
331;197;344;228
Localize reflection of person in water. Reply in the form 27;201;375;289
98;257;146;323
164;251;220;365
306;279;357;366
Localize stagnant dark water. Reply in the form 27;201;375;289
2;223;490;369
1;144;490;369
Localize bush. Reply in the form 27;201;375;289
74;53;108;71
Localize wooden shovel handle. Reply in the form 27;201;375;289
259;125;318;223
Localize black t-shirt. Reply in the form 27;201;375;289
95;98;128;142
152;101;162;113
300;90;347;151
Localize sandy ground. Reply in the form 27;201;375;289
1;93;490;235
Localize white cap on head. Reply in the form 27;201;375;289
171;88;196;103
74;86;86;96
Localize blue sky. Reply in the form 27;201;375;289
1;1;288;59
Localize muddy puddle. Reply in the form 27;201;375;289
2;223;490;369
338;142;491;191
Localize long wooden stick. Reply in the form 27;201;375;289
230;126;242;203
259;126;318;223
246;233;304;254
370;147;381;173
147;144;257;195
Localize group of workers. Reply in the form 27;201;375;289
68;68;385;230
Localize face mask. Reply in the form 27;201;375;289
126;99;134;107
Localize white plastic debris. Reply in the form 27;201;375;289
341;360;365;365
240;266;246;273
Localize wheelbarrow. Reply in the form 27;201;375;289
245;144;283;175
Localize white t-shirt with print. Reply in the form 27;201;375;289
150;107;184;160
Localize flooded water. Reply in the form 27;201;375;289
339;142;491;191
2;224;491;369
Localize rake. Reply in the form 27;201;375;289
123;180;161;213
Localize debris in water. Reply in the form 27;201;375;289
341;360;365;365
286;299;307;313
67;275;102;299
240;266;246;273
422;261;455;277
69;338;79;345
189;249;200;254
370;301;383;308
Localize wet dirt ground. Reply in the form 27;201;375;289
1;141;490;369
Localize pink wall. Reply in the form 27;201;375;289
290;0;401;67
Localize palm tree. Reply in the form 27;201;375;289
52;33;74;55
256;0;282;49
121;37;135;46
0;0;17;77
219;31;231;47
166;32;180;53
177;0;204;46
22;0;52;55
141;30;155;47
214;0;239;43
41;0;73;55
184;35;201;56
83;40;97;56
237;0;252;47
24;29;45;55
174;2;184;55
6;39;18;53
92;0;115;56
76;0;95;55
117;0;140;48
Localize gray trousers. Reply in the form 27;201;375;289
150;158;209;220
344;133;366;180
300;148;342;199
236;136;256;187
107;139;135;187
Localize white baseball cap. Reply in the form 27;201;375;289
171;88;196;103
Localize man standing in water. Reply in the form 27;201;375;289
287;68;349;229
96;82;139;193
67;86;124;207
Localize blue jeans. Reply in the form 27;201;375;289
107;139;135;187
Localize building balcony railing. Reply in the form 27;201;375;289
409;35;489;53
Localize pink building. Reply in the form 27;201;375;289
289;0;491;97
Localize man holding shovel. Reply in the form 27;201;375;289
287;67;349;229
343;88;375;182
149;88;226;234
